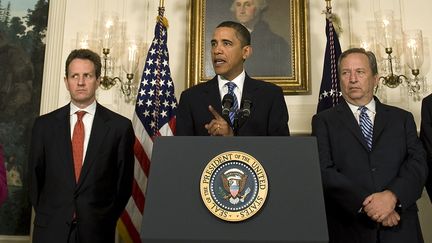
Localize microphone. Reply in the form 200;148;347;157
221;93;234;116
240;98;252;118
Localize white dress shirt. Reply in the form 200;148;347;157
217;70;245;103
69;101;96;164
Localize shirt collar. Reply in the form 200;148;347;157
70;100;97;116
217;70;245;93
346;98;376;114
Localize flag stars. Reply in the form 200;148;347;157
161;110;167;118
149;121;156;128
167;81;172;87
171;102;177;109
137;99;144;106
165;90;171;97
322;90;328;97
161;70;166;77
145;100;152;107
150;79;157;86
152;39;158;45
144;68;151;76
146;59;154;66
142;79;149;86
148;89;155;97
139;89;146;96
153;69;159;76
158;90;163;96
162;60;168;67
163;100;169;107
143;110;150;117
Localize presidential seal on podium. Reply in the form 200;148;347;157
200;151;268;222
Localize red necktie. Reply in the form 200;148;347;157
72;111;86;182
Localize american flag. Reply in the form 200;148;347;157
118;7;177;243
316;7;343;113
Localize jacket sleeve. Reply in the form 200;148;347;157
420;97;432;201
176;91;195;136
114;120;135;218
28;118;46;209
387;112;427;210
267;86;290;136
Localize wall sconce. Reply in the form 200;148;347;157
75;12;143;103
374;10;407;89
372;10;426;101
403;29;424;99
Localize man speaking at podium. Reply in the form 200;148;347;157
177;21;289;136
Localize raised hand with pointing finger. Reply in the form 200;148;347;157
205;105;234;136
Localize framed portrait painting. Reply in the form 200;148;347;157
187;0;310;94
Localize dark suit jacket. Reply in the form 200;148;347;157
312;98;427;243
28;103;135;243
176;75;289;136
420;94;432;200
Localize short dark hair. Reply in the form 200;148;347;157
338;48;378;76
65;49;102;79
216;21;251;47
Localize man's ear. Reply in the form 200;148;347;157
242;45;252;60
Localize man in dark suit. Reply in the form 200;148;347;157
312;48;426;243
28;49;135;243
177;21;289;136
420;94;432;200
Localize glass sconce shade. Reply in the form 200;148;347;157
375;10;395;48
403;30;424;70
121;40;141;74
99;12;119;49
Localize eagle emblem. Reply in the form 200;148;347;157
221;168;251;204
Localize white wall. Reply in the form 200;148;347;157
33;0;432;242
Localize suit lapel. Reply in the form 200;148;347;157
204;77;223;114
237;74;258;128
76;103;110;189
372;98;389;146
55;105;77;189
336;101;370;151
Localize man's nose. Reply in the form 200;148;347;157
349;72;357;83
77;76;85;85
213;45;222;54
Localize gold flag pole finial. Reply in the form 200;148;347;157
325;0;332;10
159;0;164;8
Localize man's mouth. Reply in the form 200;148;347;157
214;59;226;65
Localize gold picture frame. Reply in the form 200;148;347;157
187;0;310;94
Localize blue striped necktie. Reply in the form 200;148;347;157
226;82;239;125
358;106;373;150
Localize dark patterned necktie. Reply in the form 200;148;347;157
72;111;86;182
226;82;239;125
358;106;373;150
